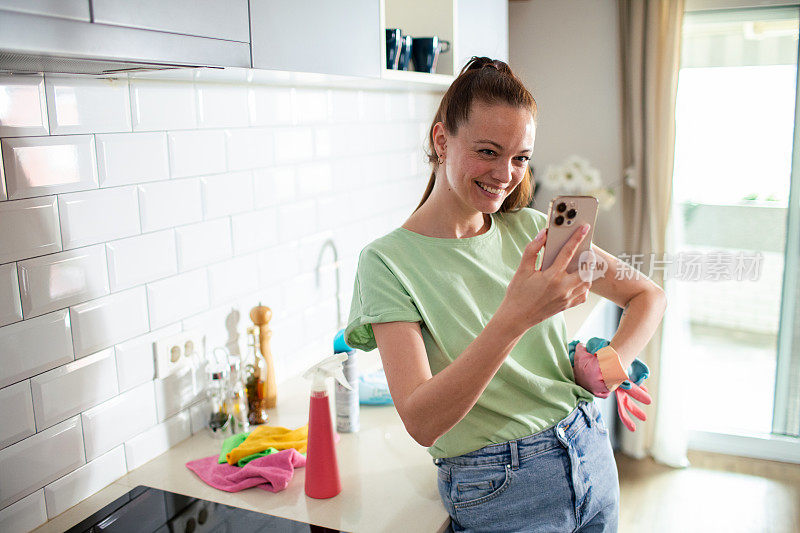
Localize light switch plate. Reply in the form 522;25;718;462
154;330;204;379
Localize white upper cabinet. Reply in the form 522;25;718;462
457;0;509;68
249;0;382;78
91;0;250;43
0;0;89;21
0;0;510;81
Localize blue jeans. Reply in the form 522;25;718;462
434;400;619;533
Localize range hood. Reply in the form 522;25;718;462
0;8;251;76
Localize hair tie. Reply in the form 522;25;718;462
463;56;510;75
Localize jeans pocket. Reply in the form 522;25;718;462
595;410;608;435
451;464;512;510
436;467;456;519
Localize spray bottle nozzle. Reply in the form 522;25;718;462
303;353;352;393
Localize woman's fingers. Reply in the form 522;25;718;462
564;279;591;310
567;280;592;299
521;228;547;269
549;224;589;273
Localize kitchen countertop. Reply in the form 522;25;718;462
33;293;607;533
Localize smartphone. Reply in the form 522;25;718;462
540;195;599;274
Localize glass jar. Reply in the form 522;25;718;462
245;326;269;425
225;354;250;434
206;356;231;437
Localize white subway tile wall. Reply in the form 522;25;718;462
0;75;49;138
17;245;110;320
0;196;62;264
138;178;204;232
0;262;23;327
0;417;85;510
167;130;227;178
69;287;150;357
124;411;191;471
114;324;181;393
29;348;118;431
43;445;127;518
81;382;158;461
0;381;36;450
106;229;178;291
57;186;141;249
44;76;132;136
0;310;74;389
0;490;47;533
201;170;255;219
1;135;98;200
0;71;439;524
95;131;170;187
175;218;232;272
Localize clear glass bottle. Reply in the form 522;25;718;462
225;354;250;434
206;363;231;437
245;326;269;425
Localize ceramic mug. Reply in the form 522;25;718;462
397;34;413;71
385;28;402;70
411;36;451;74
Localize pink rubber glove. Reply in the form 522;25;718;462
615;382;652;432
572;342;611;399
573;341;653;431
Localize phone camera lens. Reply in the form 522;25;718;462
556;202;567;213
555;215;564;225
566;209;577;219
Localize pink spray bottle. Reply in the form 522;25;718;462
302;353;352;499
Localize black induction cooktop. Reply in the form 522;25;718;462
65;486;346;533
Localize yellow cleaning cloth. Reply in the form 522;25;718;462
226;424;309;465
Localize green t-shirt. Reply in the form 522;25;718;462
344;207;593;459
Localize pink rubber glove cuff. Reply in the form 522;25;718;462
572;343;611;399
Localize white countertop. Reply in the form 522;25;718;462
33;350;448;533
33;293;607;533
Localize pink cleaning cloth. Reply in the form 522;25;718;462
186;448;306;493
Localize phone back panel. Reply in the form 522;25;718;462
540;195;599;273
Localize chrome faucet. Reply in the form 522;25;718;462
315;238;342;330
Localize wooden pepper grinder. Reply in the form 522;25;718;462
250;304;277;409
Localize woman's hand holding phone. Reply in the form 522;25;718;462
499;223;593;335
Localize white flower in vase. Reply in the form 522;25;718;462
583;167;602;190
542;164;567;191
562;166;582;194
589;187;616;210
545;155;617;210
565;155;592;174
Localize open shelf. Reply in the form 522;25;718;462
380;67;453;87
381;0;456;85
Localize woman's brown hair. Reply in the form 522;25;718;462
416;57;538;212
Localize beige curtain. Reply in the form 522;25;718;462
617;0;687;466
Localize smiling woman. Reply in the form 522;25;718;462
344;56;664;532
413;58;536;231
426;101;534;220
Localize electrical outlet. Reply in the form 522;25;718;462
154;330;204;379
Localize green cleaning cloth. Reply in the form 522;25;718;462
218;431;281;467
218;432;249;463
